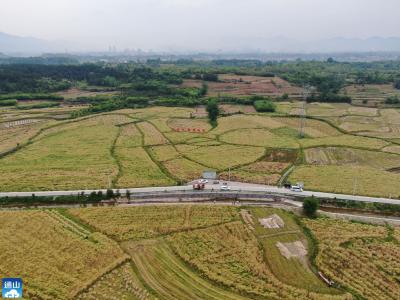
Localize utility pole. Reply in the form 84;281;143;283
228;168;231;182
299;85;309;138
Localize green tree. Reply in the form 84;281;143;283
303;197;319;218
106;189;114;199
253;99;276;112
199;82;208;96
206;99;219;127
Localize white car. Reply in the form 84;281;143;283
220;185;231;191
199;179;208;184
290;186;303;192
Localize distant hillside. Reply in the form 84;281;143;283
0;32;63;55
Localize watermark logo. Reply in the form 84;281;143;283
2;278;22;299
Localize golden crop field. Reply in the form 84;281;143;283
148;144;180;162
220;128;300;148
305;218;400;300
76;263;153;300
167;118;211;131
68;205;239;241
2;204;398;299
299;134;389;149
290;165;400;197
0;105;399;197
180;144;266;170
0;210;127;300
163;157;205;181
114;146;174;188
168;221;349;300
136;121;169;146
0;120;119;191
212;114;284;134
115;123;143;148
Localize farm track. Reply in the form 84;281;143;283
123;240;249;300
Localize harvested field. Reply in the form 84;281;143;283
304;147;400;170
241;161;290;174
192;105;208;118
182;75;303;97
264;149;299;163
344;84;400;107
0;119;55;154
220;104;256;114
299;134;389;150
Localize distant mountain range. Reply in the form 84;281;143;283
1;31;400;55
0;32;65;55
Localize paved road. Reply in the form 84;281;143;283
1;181;399;205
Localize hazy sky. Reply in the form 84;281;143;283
1;0;400;51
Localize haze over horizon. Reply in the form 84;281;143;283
1;0;400;53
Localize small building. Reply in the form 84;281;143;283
202;170;217;180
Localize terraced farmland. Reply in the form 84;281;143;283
1;204;399;299
0;210;127;300
305;218;400;300
0;105;399;198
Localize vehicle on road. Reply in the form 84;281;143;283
199;179;208;184
290;185;303;192
220;185;231;191
193;182;205;190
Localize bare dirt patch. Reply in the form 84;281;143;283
182;75;303;97
220;104;256;115
259;214;285;229
276;240;308;267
